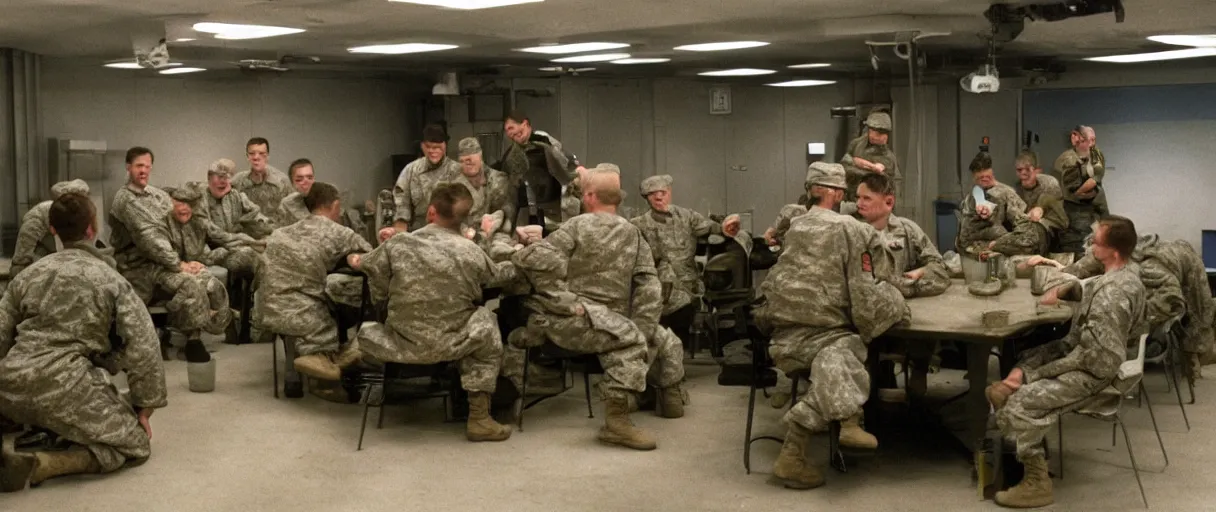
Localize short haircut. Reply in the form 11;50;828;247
304;182;341;212
585;169;623;206
49;193;95;243
125;146;154;164
1015;150;1039;168
429;182;474;222
1075;125;1095;139
859;172;895;196
969;151;993;173
288;158;313;179
505;110;529;124
1097;215;1137;259
246;137;270;152
421;124;448;144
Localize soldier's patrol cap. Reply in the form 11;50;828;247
50;179;89;199
805;162;847;190
166;186;202;203
457;137;482;157
640;174;673;196
208;158;236;178
866;111;892;132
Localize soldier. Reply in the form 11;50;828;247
989;215;1146;509
510;166;665;450
0;193;166;492
1013;150;1068;254
202;158;274;242
109;147;228;358
956;151;1039;257
1053;125;1107;256
9;179;91;278
453;137;513;242
383;124;462;238
756;161;909;490
279;158;367;236
494;110;586;234
347;183;516;442
256;182;371;383
231;137;291;227
841;110;899;201
630;174;740;351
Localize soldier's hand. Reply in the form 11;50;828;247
347;253;362;270
763;228;779;246
463;227;476;240
138;408;154;439
722;214;741;237
1039;287;1061;306
1027;207;1043;222
481;214;496;237
976;204;992;219
903;268;926;281
1002;368;1025;391
872;163;886;174
378;227;397;243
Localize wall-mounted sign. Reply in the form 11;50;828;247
710;86;732;115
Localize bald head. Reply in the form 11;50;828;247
582;167;623;211
1074;125;1097;153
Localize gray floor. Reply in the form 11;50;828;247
3;343;1211;512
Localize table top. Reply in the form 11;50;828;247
886;278;1073;343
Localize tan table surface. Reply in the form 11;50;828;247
887;278;1073;343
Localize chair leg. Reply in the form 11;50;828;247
357;384;373;451
583;372;594;419
1116;416;1149;508
744;383;758;474
1111;423;1117;447
377;378;387;429
272;336;280;399
829;421;847;473
1139;382;1169;467
1057;415;1064;480
518;348;530;432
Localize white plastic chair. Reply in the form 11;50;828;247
1143;316;1191;429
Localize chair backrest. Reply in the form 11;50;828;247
1118;333;1148;381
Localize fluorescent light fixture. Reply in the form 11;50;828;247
674;41;769;52
1148;35;1216;47
159;67;206;75
787;62;831;69
766;79;837;87
348;43;459;54
192;22;304;40
389;0;543;9
174;38;197;42
104;60;183;69
611;58;670;64
1085;47;1216;63
519;42;629;54
539;67;595;72
551;53;631;63
697;68;776;77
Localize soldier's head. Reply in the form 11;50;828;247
1092;215;1137;264
166;186;200;225
421;124;449;166
1071;125;1096;154
856;173;896;224
640;174;673;213
246;137;270;173
504;110;533;145
865;111;892;146
426;182;474;230
805;162;848;210
125;146;154;189
582;165;623;213
457;137;484;177
305;181;343;222
289;158;315;195
1014;151;1042;189
969;151;996;189
207;158;236;198
48;192;97;243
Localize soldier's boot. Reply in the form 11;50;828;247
183;338;211;363
29;448;102;487
294;353;341;381
598;397;657;450
307;378;352;403
994;455;1053;509
657;384;685;419
769;390;791;409
334;339;363;369
1;434;36;492
769;423;825;490
466;392;512;442
838;414;878;450
986;381;1015;411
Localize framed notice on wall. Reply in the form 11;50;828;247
710;86;732;115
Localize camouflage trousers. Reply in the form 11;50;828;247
524;305;649;400
996;369;1108;461
647;326;686;388
285;317;341;357
141;266;230;338
215;246;259;277
769;327;870;432
356;307;503;393
0;359;149;472
1058;202;1100;256
325;274;364;308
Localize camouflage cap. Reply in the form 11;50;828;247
805;161;847;189
166;186;202;203
50;179;90;199
592;163;621;174
208;158;236;178
639;174;673;196
457;137;482;157
865;111;892;132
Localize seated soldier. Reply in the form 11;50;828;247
988;215;1146;509
347;183;515;442
762;164;858;247
9;179;91;278
0;193;166;492
257;182;372;382
201;158;273;244
956;151;1039;258
1013;150;1068;255
454;138;513;240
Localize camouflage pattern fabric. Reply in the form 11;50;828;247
767;204;808;245
454;166;514;233
1053;148;1107;254
497;131;583;230
631;204;722;314
881;215;951;298
1014;174;1069;236
391;156;462;231
0;241;166;472
647;326;686;388
956;183;1039;256
9;179;91;277
279;192;368;241
841;135;899;201
231;166;290;231
202;189;274;240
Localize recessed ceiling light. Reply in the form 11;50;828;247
1085;47;1216;63
174;38;197;42
539;66;595;72
766;79;837;87
698;68;776;77
551;53;631;63
518;42;629;54
787;63;831;69
674;41;769;52
611;58;670;64
192;22;304;40
389;0;543;9
159;67;206;75
104;60;183;69
1147;35;1216;47
348;43;459;54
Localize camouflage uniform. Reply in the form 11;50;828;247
231;166;290;230
756;205;909;432
9;180;90;278
356;224;520;392
496;130;582;232
0;242;166;472
1014;174;1068;254
392;157;462;231
256;215;372;356
279;192;368;239
1053;148;1107;254
956;183;1039;257
201;188;274;241
881;215;951;298
630;185;722;315
997;263;1146;462
455;168;513;233
767;204;809;246
841;112;899;202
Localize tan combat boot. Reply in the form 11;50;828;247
995;455;1053;508
334;340;363;369
987;381;1015;411
294;353;341;381
598;396;657;450
30;448;101;486
770;423;825;490
1;434;36;492
657;384;685;419
769;390;791;409
466;392;512;442
838;414;878;450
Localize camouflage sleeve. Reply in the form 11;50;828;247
688;209;722;238
1063;253;1105;280
238;191;274;234
10;207;48;276
204;218;252;248
630;235;663;339
1054;152;1084;195
114;199;181;271
0;285;18;358
1024;280;1135;382
908;222;951;297
771;205;807;242
480;251;519;289
846;225;910;342
512;238;568;278
347;229;374;255
392;168;413;225
114;283;168;409
543;134;582;183
359;240;394;303
1139;258;1186;329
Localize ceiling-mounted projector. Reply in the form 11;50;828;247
432;72;460;95
961;64;1000;94
134;38;172;68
